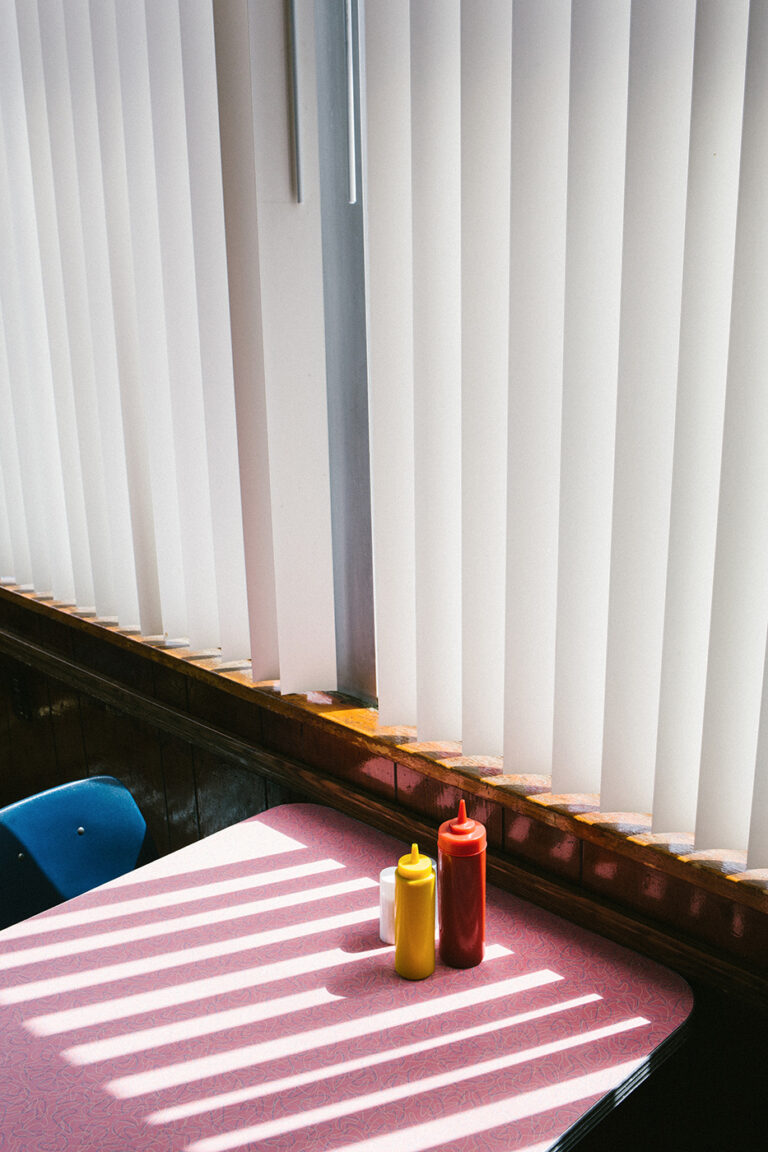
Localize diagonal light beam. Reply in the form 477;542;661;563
26;943;387;1037
0;905;382;1004
63;985;343;1065
185;1021;648;1151
0;877;377;971
107;966;560;1099
148;992;601;1125
1;859;344;939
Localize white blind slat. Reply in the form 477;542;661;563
361;0;416;726
551;0;630;795
504;0;571;774
0;1;69;601
213;0;279;680
0;227;50;599
248;0;336;693
15;0;93;610
696;1;768;854
0;446;12;582
6;0;76;607
748;638;768;868
0;107;53;597
36;0;119;614
144;0;220;651
600;0;696;814
114;0;187;640
652;0;749;835
411;0;461;742
63;0;140;627
179;0;250;663
0;309;31;586
88;0;162;637
460;0;511;758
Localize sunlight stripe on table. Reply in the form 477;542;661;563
185;1020;648;1150
107;963;555;1099
25;944;386;1037
304;1063;644;1152
104;826;307;886
0;906;381;1004
0;859;344;939
149;992;601;1125
0;877;377;971
63;985;342;1065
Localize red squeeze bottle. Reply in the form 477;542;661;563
437;800;486;968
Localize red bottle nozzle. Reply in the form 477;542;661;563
450;799;474;834
438;800;486;856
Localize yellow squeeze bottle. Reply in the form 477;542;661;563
394;843;435;980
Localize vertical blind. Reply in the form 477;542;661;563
2;0;768;867
362;0;767;868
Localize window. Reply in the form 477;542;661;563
1;0;767;869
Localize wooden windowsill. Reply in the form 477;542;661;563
1;583;767;1005
2;586;763;903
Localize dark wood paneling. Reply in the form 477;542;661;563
583;841;768;966
504;810;582;882
0;596;42;642
36;611;75;659
260;705;305;760
0;658;15;810
301;725;396;800
70;628;155;695
1;657;59;806
46;675;86;785
152;664;199;848
77;694;169;857
194;752;266;838
188;678;263;745
159;734;199;851
152;662;190;711
266;779;299;809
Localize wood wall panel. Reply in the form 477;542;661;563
159;734;200;851
46;676;86;785
193;752;267;839
77;693;170;856
0;658;15;810
2;658;59;805
187;678;263;745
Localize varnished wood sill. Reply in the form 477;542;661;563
1;583;766;922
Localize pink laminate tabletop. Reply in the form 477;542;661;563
0;803;692;1152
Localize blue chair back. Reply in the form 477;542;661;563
0;776;156;929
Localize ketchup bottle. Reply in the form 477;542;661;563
438;800;485;968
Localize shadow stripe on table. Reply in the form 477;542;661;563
106;962;552;1099
147;991;603;1125
0;877;378;970
0;859;345;941
183;1023;649;1152
0;905;382;1004
25;943;391;1036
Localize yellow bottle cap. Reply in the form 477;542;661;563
397;843;432;881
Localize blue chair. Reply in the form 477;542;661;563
0;776;157;929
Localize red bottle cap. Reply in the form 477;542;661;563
437;800;486;857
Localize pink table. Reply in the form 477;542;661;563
0;803;691;1152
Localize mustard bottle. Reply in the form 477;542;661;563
394;843;435;980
